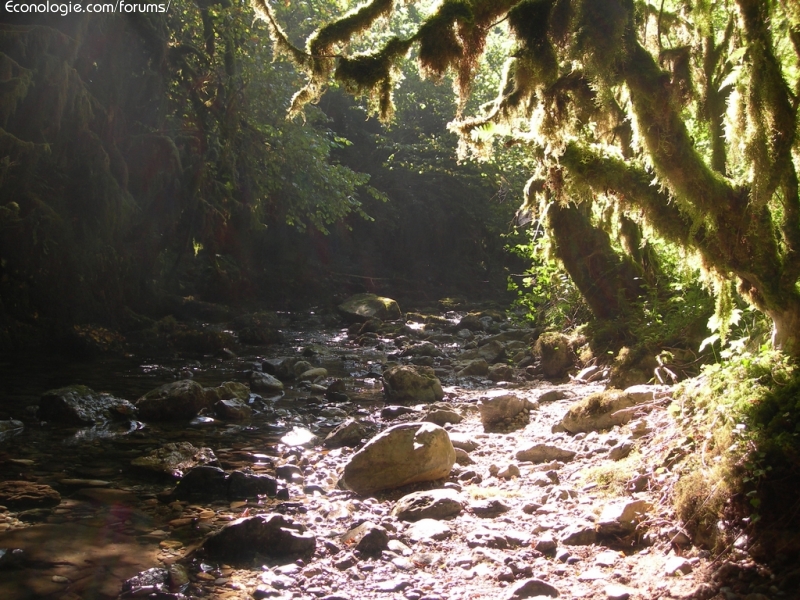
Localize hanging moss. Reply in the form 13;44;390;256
250;0;310;68
508;0;554;47
334;37;412;120
308;0;394;57
572;0;629;80
416;0;473;79
659;46;693;106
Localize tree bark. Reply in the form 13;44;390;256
547;201;643;321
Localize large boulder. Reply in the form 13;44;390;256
200;514;315;562
559;385;671;433
39;385;137;425
338;293;402;322
135;380;212;421
341;422;455;495
383;365;444;404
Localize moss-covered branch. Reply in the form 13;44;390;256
624;41;734;216
736;0;798;207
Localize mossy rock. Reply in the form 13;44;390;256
533;332;574;378
135;380;214;421
382;365;444;404
338;293;402;322
205;381;250;403
559;390;639;433
609;346;658;389
39;385;137;425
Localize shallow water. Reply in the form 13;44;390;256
0;318;401;599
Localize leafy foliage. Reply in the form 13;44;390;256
255;0;800;356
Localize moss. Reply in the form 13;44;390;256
308;0;394;57
416;1;474;80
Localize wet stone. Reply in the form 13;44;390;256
250;372;285;393
201;514;315;562
214;398;252;420
171;466;227;500
135;379;212;421
39;386;137;426
131;442;217;478
227;470;278;499
0;419;24;443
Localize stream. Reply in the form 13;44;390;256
0;306;789;600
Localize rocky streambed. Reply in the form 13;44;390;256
0;299;791;600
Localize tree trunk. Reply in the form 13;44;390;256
547;201;644;321
767;303;800;358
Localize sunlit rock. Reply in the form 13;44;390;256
338;293;402;322
341;422;455;495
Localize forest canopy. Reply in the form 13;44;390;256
253;0;800;356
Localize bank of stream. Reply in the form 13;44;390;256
0;304;791;600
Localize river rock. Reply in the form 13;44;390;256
401;341;441;357
559;390;650;433
597;499;651;535
457;313;484;331
263;357;298;380
391;489;463;521
206;381;250;402
201;514;315;561
39;385;137;425
0;419;24;443
341;422;455;495
382;365;444;404
458;340;505;364
424;408;462;426
407;519;452;542
227;471;278;499
488;363;514;382
131;442;218;477
297;367;327;382
0;481;61;509
323;419;379;449
171;466;228;500
507;578;560;599
340;521;389;556
214;398;252;420
250;372;285;393
515;443;577;464
479;394;526;431
135;380;212;421
534;332;573;378
457;359;489;377
338;293;402;322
